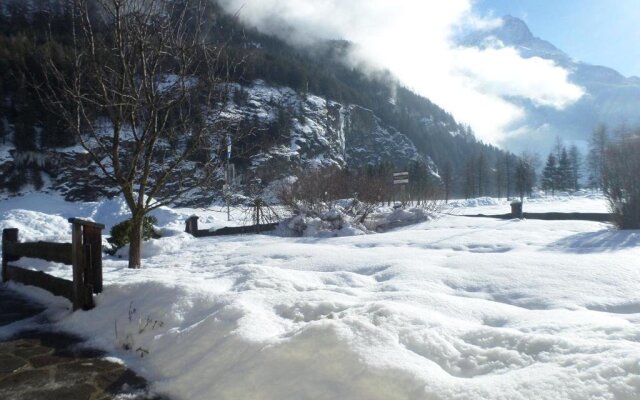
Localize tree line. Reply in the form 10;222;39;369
541;140;582;195
455;151;536;202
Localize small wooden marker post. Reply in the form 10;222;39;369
68;218;105;310
511;201;524;219
2;228;19;283
185;216;199;236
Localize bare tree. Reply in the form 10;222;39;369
569;145;582;191
603;130;640;229
588;125;608;189
463;157;476;199
505;153;513;200
441;160;453;203
40;0;232;268
515;152;538;202
476;152;489;197
494;157;506;200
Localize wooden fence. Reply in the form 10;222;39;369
2;218;105;311
462;211;612;223
185;216;278;238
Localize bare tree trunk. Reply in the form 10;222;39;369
128;214;143;269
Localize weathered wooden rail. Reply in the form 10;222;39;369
462;212;612;223
185;216;278;238
2;219;105;311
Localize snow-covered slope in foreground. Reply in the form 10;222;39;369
2;195;640;400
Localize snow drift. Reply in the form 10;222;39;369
1;193;639;400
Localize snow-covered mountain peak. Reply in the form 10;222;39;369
458;14;640;152
461;15;566;60
498;15;535;44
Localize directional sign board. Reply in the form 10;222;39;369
393;172;409;185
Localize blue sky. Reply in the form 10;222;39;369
476;0;640;77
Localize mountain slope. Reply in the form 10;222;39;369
461;15;640;151
0;0;507;202
223;81;427;179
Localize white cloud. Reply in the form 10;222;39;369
217;0;584;145
452;46;584;109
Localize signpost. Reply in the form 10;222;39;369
393;172;409;206
393;172;409;185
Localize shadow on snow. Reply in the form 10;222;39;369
548;229;640;253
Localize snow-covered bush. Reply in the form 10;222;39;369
367;206;434;232
109;216;161;252
282;205;369;237
278;167;442;236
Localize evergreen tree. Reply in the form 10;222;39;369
558;147;573;192
553;136;564;161
542;153;558;195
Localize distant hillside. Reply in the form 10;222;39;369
0;0;510;202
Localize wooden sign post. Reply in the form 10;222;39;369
393;172;410;206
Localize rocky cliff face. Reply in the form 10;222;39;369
0;80;433;203
225;81;429;184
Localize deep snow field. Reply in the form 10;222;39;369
1;193;640;400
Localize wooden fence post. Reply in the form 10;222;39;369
511;201;524;219
68;219;105;310
83;225;103;293
82;242;94;309
2;228;19;283
186;216;199;236
70;222;84;310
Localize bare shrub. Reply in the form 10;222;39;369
279;167;442;231
278;168;390;223
278;167;347;215
603;132;640;229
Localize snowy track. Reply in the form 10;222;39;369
2;195;640;399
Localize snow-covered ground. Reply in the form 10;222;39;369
2;193;640;400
